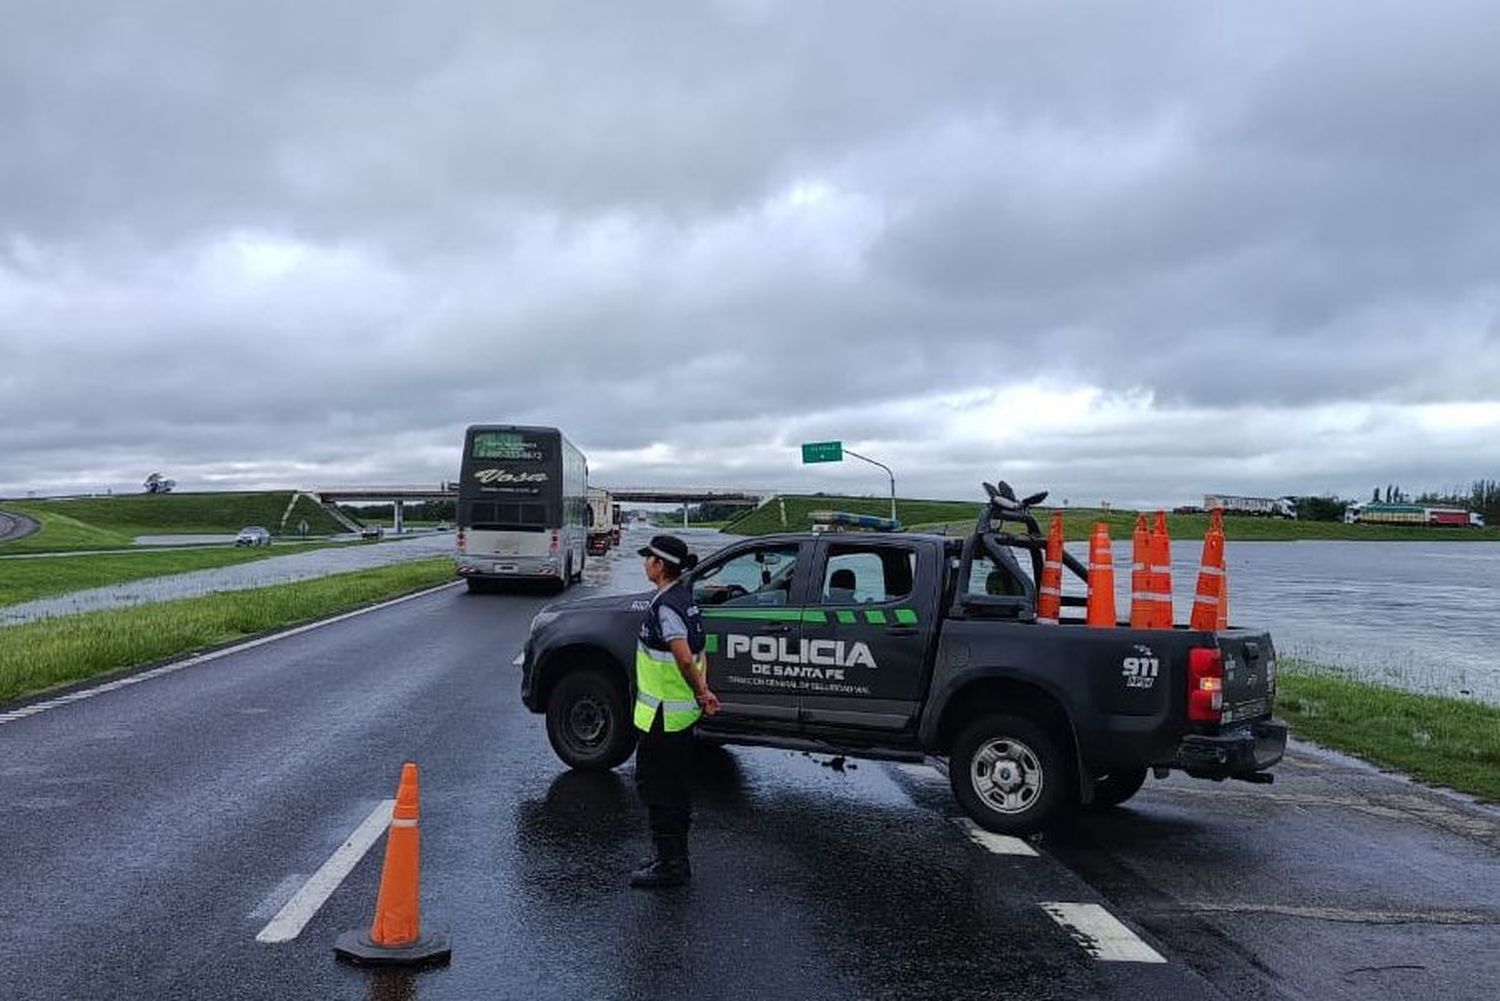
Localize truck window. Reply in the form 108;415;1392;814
819;545;916;604
965;552;1033;598
692;544;801;607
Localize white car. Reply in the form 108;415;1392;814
235;526;272;547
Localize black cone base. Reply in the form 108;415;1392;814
333;927;451;967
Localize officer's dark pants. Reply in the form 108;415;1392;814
635;711;694;843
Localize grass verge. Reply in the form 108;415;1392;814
0;558;456;703
0;491;347;553
0;544;342;608
1278;663;1500;802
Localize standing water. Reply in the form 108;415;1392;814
1069;540;1500;704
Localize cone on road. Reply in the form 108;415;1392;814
1085;522;1117;628
334;762;451;968
1190;510;1226;631
1037;511;1065;625
1150;511;1174;628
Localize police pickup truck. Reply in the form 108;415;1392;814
519;483;1286;834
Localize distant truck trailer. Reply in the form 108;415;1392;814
587;488;615;554
1204;494;1297;519
1344;503;1483;528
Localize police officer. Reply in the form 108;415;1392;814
630;534;720;888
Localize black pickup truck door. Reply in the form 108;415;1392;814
690;538;815;724
798;537;935;731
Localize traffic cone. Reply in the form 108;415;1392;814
1216;566;1230;631
1037;511;1064;625
1129;514;1151;628
1150;510;1174;628
334;762;451;967
1190;510;1226;631
1085;522;1117;628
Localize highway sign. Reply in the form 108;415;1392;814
801;441;844;464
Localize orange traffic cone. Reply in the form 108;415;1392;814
1129;514;1152;628
1190;510;1226;631
334;762;451;967
1086;522;1117;628
1149;510;1174;628
1216;565;1230;631
1037;511;1064;624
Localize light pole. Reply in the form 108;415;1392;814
844;449;896;522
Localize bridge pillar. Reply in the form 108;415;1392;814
394;500;405;535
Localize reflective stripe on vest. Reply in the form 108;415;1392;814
634;643;703;733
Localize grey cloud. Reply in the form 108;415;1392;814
3;1;1500;502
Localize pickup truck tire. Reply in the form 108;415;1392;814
465;578;494;594
546;669;637;771
950;714;1070;835
1087;767;1148;809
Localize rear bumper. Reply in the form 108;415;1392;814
455;555;561;580
1176;718;1287;777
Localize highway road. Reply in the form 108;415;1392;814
0;508;39;543
1;540;1495;1000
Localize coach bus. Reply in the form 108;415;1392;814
454;425;589;592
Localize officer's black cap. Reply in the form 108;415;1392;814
638;534;690;566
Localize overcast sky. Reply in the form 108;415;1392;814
3;1;1499;507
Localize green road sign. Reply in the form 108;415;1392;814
801;440;844;464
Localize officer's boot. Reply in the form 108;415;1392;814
629;835;690;889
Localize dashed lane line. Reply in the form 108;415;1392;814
1041;902;1168;963
0;581;463;728
891;761;1172;966
255;799;395;944
951;816;1040;856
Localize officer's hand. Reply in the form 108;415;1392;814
697;690;722;715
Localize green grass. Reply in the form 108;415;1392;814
0;545;340;608
0;492;347;553
0;507;133;552
726;496;980;535
0;558;456;703
1278;663;1500;802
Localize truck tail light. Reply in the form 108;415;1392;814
1188;647;1224;723
456;528;466;552
549;531;560;554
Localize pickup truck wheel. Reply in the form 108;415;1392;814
1087;767;1148;809
546;670;636;771
950;714;1069;835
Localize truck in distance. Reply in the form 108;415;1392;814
1345;502;1484;528
1204;494;1297;519
520;481;1286;835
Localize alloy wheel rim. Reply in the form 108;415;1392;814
971;737;1043;815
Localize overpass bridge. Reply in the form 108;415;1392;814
299;484;772;533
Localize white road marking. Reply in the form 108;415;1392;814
0;581;462;727
952;817;1039;857
248;873;309;922
895;762;944;784
256;799;395;944
1041;902;1167;963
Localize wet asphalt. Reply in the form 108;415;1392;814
0;534;1496;1000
